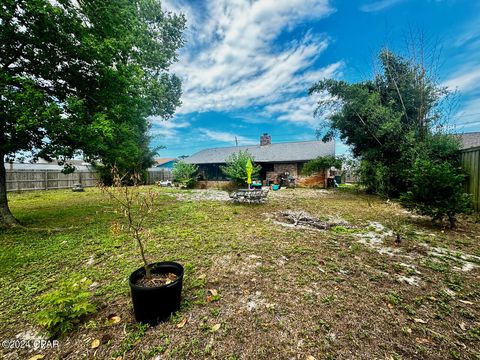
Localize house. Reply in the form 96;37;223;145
154;158;177;169
184;133;335;188
458;132;480;150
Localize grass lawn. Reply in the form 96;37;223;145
1;187;479;359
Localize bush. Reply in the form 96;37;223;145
302;155;342;176
358;160;395;196
172;161;198;188
220;150;261;185
36;276;96;338
400;158;472;228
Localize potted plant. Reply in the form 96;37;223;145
102;170;183;325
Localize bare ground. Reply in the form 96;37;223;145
1;187;479;359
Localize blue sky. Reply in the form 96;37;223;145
152;0;480;158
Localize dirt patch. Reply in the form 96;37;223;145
267;210;350;231
135;272;178;287
421;243;480;272
170;189;231;202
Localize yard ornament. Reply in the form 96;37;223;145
246;158;253;188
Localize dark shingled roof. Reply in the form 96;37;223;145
184;140;335;164
458;132;480;150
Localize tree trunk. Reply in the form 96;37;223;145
0;153;19;228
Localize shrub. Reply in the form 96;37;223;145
220;150;261;185
172;161;198;188
400;158;472;228
302;155;342;176
36;276;96;338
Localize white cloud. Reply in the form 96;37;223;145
164;0;340;125
198;129;253;145
442;65;480;93
150;118;190;138
452;98;480;127
360;0;404;12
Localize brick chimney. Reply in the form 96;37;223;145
260;133;271;146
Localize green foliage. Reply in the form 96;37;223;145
113;323;149;357
400;157;472;228
309;50;448;197
220;151;261;185
36;275;96;338
400;133;472;227
172;161;199;188
309;49;472;225
0;0;186;223
302;155;342;176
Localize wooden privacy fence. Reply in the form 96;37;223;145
461;146;480;212
6;168;173;192
6;169;99;192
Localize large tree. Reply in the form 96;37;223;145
309;49;472;225
309;50;447;197
0;0;185;227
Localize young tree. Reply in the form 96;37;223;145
220;151;261;185
101;170;156;278
172;161;198;188
0;0;185;227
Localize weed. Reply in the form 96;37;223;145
113;323;149;356
386;291;402;306
35;275;96;338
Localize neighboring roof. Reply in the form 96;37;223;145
5;163;94;171
36;158;89;166
184;140;335;164
154;157;177;166
458;132;480;150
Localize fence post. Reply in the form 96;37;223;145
44;170;48;190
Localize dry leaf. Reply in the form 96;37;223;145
206;295;213;303
459;300;473;305
107;315;121;325
211;323;221;332
387;303;394;309
198;274;206;279
208;289;218;296
415;337;431;345
414;318;427;324
306;356;316;360
29;355;45;360
115;357;123;360
459;322;467;331
91;339;100;349
177;317;188;329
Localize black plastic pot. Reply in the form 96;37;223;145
129;261;184;325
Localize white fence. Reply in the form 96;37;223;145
6;168;173;192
